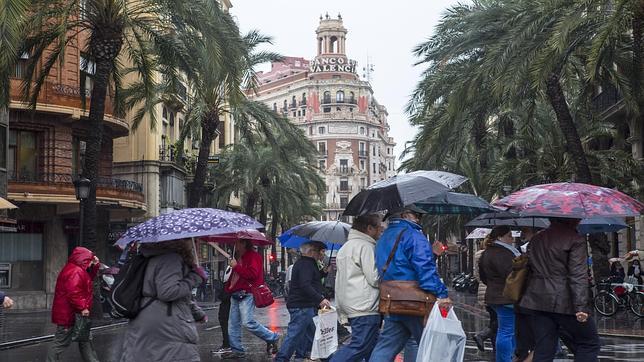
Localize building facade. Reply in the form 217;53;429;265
250;14;396;221
1;39;146;309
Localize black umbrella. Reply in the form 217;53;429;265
465;212;550;229
343;171;467;216
413;192;498;215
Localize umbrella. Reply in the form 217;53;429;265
343;171;467;216
278;231;342;250
0;197;17;209
577;217;628;235
466;228;521;239
413;192;497;215
278;221;350;251
466;213;550;229
115;208;263;247
200;229;273;246
493;182;644;218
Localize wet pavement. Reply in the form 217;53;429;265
0;293;643;361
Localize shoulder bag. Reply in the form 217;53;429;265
378;230;437;323
502;253;529;303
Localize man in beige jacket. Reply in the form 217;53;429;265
331;214;384;362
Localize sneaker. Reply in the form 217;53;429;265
220;351;246;360
266;333;282;354
211;346;232;354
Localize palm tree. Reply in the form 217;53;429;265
181;29;286;208
21;0;229;247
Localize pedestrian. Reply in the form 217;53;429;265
0;290;14;309
275;241;331;361
479;225;519;362
627;259;642;285
330;214;384;362
211;290;232;354
520;218;600;362
222;238;280;360
472;240;497;353
610;261;625;283
369;208;451;362
119;239;208;362
46;247;101;362
514;227;540;362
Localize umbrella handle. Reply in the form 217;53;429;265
191;238;200;265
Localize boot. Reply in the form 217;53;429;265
473;328;491;352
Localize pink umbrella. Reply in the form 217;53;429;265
493;183;644;218
200;229;273;246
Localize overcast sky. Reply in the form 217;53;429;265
231;0;461;162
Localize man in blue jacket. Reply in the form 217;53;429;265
369;208;451;362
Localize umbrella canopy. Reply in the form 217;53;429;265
115;208;263;247
278;232;343;250
343;171;467;216
278;221;350;250
0;197;17;210
466;228;521;239
413;192;497;215
200;229;273;246
466;213;550;229
577;217;628;235
493;183;644;218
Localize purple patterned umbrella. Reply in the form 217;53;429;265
115;208;263;247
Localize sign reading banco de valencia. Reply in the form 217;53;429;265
310;56;357;73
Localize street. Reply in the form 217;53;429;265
1;292;643;362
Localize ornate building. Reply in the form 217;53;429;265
250;14;397;221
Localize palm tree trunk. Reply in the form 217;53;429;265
82;58;113;249
244;190;258;217
544;74;593;184
188;114;219;207
269;207;279;257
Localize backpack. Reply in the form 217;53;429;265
109;253;153;319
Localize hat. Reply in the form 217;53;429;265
301;240;327;251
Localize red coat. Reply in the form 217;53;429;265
225;249;264;294
51;247;99;327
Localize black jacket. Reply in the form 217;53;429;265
286;256;325;309
520;221;590;315
479;243;515;305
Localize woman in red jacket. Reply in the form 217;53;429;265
46;247;100;362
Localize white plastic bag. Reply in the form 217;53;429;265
416;303;466;362
310;307;338;359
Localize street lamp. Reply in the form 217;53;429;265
73;178;91;247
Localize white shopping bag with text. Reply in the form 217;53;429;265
310;307;338;359
416;303;466;362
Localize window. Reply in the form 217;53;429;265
323;91;331;104
387;148;390;155
373;146;376;156
80;54;96;96
360;160;365;170
216;121;226;148
8;130;39;180
388;162;392;171
349;91;355;103
340;196;349;208
318;160;326;170
302;92;307;104
336;107;341;111
297;110;301;117
340;159;348;173
302;109;306;116
359;142;366;155
273;103;277;111
361;178;366;188
318;142;326;154
340;179;349;191
359;127;365;135
283;100;287;110
72;137;86;176
12;52;29;79
323;107;331;113
372;163;376;173
318;126;325;135
372;131;375;138
0;126;6;169
336;90;344;102
309;126;313;135
293;112;296;117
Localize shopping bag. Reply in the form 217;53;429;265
70;314;92;342
416;303;466;362
310;307;338;359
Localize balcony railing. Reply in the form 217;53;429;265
358;150;368;158
300;99;307;106
338;166;354;175
8;172;144;193
592;84;622;115
159;145;186;166
337;186;352;193
322;97;332;104
289;102;298;109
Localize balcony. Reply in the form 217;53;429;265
300;99;307;106
337;186;352;193
321;97;332;104
8;172;145;209
337;166;354;175
348;98;357;105
289;102;298;109
159;145;188;168
358;150;368;158
592;84;623;118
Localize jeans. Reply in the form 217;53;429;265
530;311;600;362
46;325;99;362
491;305;516;362
330;315;381;362
275;307;316;362
368;317;424;362
228;294;278;353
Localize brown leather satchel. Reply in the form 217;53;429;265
378;230;436;322
502;253;529;303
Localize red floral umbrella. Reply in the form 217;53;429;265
200;229;273;246
493;183;644;218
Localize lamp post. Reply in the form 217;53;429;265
73;178;91;247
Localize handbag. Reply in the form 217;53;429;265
378;230;436;322
502;253;529;302
250;283;274;308
70;314;92;342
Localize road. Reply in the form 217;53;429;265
1;295;643;361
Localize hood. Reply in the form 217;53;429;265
68;247;95;269
348;229;376;245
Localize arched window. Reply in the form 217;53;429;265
283;99;287;110
330;36;338;53
323;91;331;104
349;92;355;104
302;92;307;104
336;90;344;102
162;106;168;120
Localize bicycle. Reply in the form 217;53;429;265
593;278;644;317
